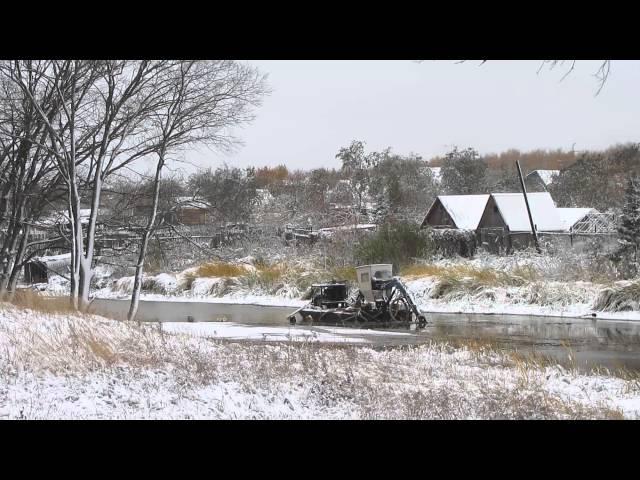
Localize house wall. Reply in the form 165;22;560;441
24;262;47;284
177;208;208;226
477;196;513;253
423;200;456;228
477;196;509;230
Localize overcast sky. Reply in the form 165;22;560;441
154;60;640;176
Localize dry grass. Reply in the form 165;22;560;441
329;266;357;282
8;289;78;315
255;264;286;284
401;264;451;278
0;303;633;419
193;261;248;278
593;280;640;312
402;263;538;286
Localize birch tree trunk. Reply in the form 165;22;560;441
128;149;165;321
6;225;30;300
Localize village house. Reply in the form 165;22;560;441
29;208;96;242
422;191;606;254
24;253;71;284
174;197;211;226
420;194;490;230
129;196;211;226
476;192;571;252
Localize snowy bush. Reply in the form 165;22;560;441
355;221;434;270
427;228;477;258
593;280;640;312
191;277;241;297
112;274;178;295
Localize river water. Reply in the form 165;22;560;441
89;298;640;373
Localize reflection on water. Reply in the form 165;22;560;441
90;299;640;373
416;313;640;372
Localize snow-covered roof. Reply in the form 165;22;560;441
556;208;597;230
434;194;490;229
527;170;560;186
34;253;71;263
39;209;93;227
30;253;71;270
175;197;211;209
491;192;564;232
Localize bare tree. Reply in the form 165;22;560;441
0;61;64;299
336;140;381;224
537;60;611;95
127;60;268;321
441;60;613;95
188;166;258;225
2;60;178;309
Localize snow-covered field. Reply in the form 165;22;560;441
1;302;639;419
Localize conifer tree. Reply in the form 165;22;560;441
615;177;640;276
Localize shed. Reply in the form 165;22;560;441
477;192;564;252
420;195;490;230
175;197;211;226
24;253;71;284
479;192;563;232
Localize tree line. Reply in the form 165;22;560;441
116;140;638;233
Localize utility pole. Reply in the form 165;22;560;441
516;160;541;253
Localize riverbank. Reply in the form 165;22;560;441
36;252;640;322
91;279;640;322
1;302;639;419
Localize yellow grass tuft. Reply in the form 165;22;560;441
9;289;78;315
401;263;537;287
401;264;450;278
193;261;248;278
256;264;286;284
329;266;357;282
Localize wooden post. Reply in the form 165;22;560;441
516;160;541;253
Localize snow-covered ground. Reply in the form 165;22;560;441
1;302;640;419
405;277;609;319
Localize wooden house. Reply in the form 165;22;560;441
24;253;71;284
175;197;210;226
476;192;564;252
420;195;490;230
